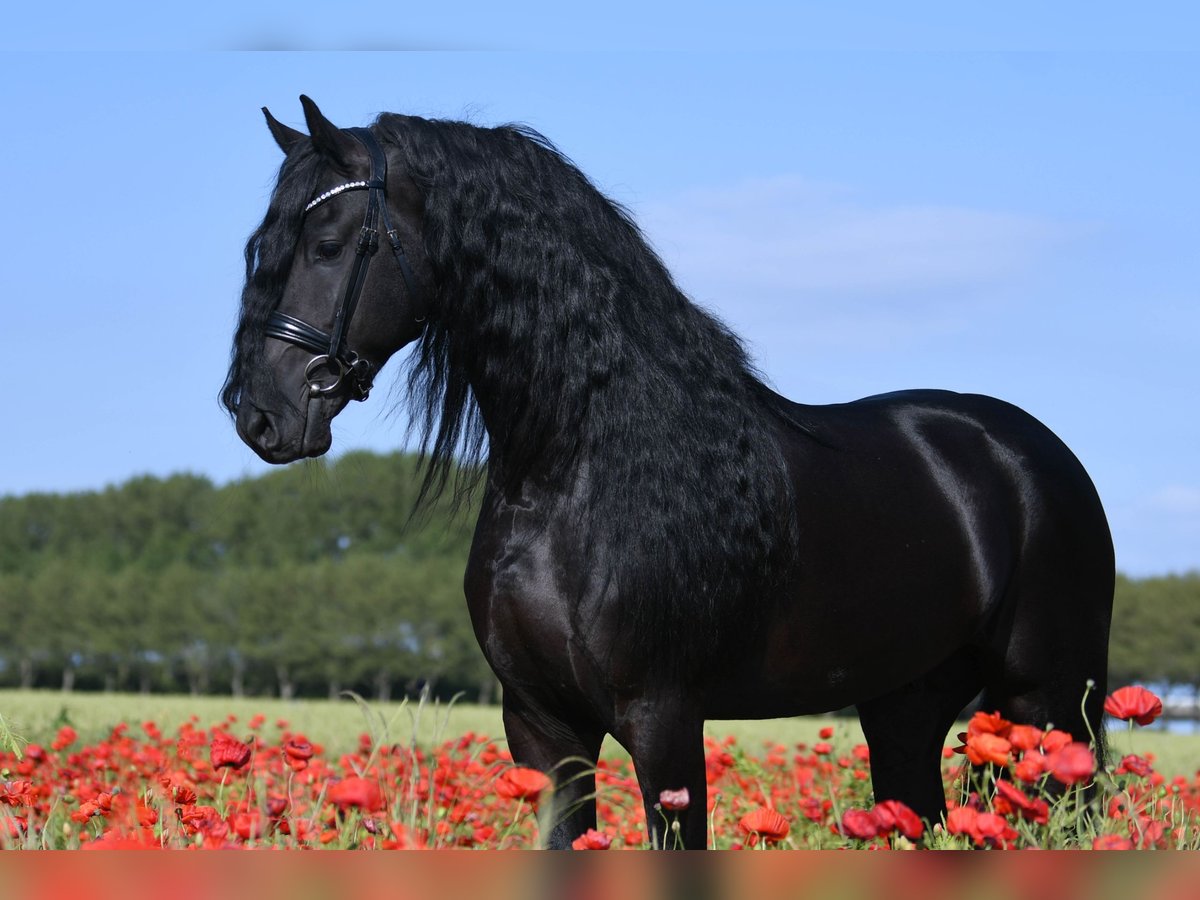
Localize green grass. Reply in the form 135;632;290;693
1104;724;1200;778
2;689;1197;777
0;689;862;762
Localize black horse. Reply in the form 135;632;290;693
223;96;1114;849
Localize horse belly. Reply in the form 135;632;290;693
706;564;987;719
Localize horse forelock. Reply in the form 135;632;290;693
221;145;323;418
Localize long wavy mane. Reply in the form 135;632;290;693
226;113;801;670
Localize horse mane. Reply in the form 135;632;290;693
375;114;800;671
226;113;801;672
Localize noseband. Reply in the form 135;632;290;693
264;127;422;401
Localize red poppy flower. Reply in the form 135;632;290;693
51;726;78;752
839;808;879;840
966;711;1012;739
1104;686;1163;727
283;738;314;771
738;807;790;844
266;794;289;818
230;809;265;841
993;780;1049;825
948;804;1017;849
945;805;978;837
70;801;101;824
495;767;552;802
818;726;834;739
1013;750;1046;783
1007;725;1044;753
1115;754;1153;777
1093;834;1134;850
571;828;613;850
1131;817;1168;849
972;812;1019;849
0;781;35;807
1;816;28;841
1046;742;1095;785
178;805;222;835
284;738;314;760
872;800;924;840
658;787;690;811
965;733;1011;767
164;779;197;805
327;776;384;812
209;733;252;770
1040;729;1073;754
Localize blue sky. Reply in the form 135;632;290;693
1;10;1197;575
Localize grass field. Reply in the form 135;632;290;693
3;688;1198;777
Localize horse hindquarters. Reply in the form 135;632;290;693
852;396;1114;825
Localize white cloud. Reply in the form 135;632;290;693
637;175;1078;303
1146;485;1200;515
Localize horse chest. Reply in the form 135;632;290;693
463;501;606;697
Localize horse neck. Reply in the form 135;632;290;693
461;352;575;493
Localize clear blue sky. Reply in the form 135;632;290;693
1;6;1197;575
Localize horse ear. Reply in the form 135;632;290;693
262;107;306;155
299;94;363;171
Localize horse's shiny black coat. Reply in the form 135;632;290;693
224;97;1114;848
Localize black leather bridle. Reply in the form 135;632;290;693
264;127;422;401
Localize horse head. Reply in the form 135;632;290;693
223;96;429;463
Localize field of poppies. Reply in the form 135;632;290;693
1;684;1197;850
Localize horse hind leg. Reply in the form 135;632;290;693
978;607;1110;838
856;646;985;827
979;636;1110;766
979;460;1115;765
979;556;1113;766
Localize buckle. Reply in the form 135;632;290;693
304;353;373;401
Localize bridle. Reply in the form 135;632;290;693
264;127;422;401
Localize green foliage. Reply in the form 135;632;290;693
1109;573;1200;688
1;452;1196;701
0;452;492;700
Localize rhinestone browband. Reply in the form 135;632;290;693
304;181;370;213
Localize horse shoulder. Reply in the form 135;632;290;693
463;486;613;700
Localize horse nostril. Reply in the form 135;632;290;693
238;406;280;451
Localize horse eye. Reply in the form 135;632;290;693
316;241;343;261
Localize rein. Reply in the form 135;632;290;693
264;127;421;401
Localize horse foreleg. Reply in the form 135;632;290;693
502;697;604;849
614;700;707;849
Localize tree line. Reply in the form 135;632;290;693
0;451;1196;701
0;452;493;701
